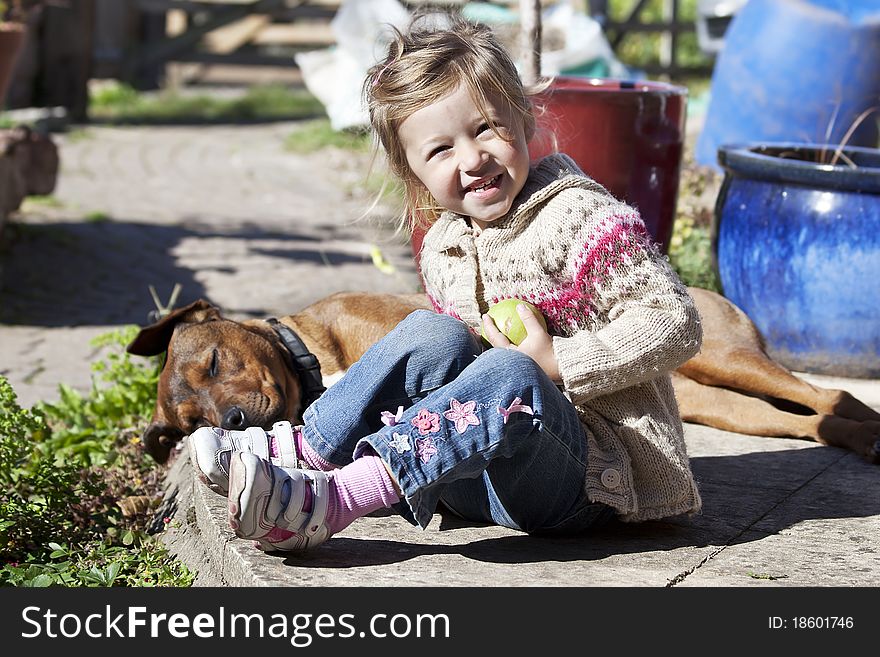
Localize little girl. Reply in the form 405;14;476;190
189;14;703;552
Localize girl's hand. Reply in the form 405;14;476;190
482;304;561;382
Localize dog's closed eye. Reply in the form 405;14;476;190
209;349;219;377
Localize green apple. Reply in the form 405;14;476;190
481;299;548;345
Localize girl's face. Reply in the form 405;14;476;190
398;83;531;232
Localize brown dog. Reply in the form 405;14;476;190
126;288;880;465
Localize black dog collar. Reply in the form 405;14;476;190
266;318;326;413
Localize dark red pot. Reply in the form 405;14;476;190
411;77;688;267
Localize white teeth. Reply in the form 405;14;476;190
471;176;497;192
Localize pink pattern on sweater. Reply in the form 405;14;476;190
524;217;647;332
427;291;462;321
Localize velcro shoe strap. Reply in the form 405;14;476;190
278;470;330;537
301;471;330;538
278;469;308;530
271;421;301;468
244;426;271;460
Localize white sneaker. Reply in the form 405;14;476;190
227;451;333;552
188;421;304;495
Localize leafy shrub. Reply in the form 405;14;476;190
0;378;103;563
2;536;194;588
35;327;161;466
668;159;722;292
668;216;720;292
0;329;194;587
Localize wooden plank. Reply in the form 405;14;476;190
172;50;300;66
204;14;271;53
130;0;286;69
138;0;272;8
137;0;340;12
251;22;335;47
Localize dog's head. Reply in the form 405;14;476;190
126;300;302;463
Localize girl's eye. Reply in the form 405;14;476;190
428;145;449;159
477;122;491;135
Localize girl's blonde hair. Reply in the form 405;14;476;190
363;13;548;234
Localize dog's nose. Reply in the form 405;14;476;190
222;406;247;430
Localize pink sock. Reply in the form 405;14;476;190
269;427;339;471
266;448;400;541
323;451;400;534
296;433;340;471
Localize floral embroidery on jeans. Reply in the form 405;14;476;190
498;396;534;424
380;405;405;427
411;409;441;435
388;432;411;454
415;436;438;464
444;398;481;434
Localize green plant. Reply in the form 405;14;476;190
2;537;194;587
668;158;721;291
668;215;719;291
0;329;193;587
0;377;104;563
35;326;161;466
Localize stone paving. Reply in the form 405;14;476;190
1;120;879;588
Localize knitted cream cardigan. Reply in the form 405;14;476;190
419;153;703;522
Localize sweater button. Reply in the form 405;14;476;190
600;468;621;489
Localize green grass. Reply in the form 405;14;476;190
88;81;325;124
85;210;110;223
283;118;371;153
20;195;63;209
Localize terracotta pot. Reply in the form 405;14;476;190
0;23;25;104
411;77;688;268
530;77;687;252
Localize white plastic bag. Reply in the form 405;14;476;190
539;0;628;78
294;0;410;130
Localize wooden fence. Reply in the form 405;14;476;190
106;0;711;89
588;0;713;78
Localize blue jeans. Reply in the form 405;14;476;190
301;310;613;534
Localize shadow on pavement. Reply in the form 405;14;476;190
0;217;379;327
246;446;880;570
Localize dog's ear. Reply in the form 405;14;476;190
127;299;221;357
142;421;185;464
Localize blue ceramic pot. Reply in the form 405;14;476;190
714;143;880;377
696;0;880;169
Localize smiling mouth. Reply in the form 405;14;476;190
467;175;501;193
